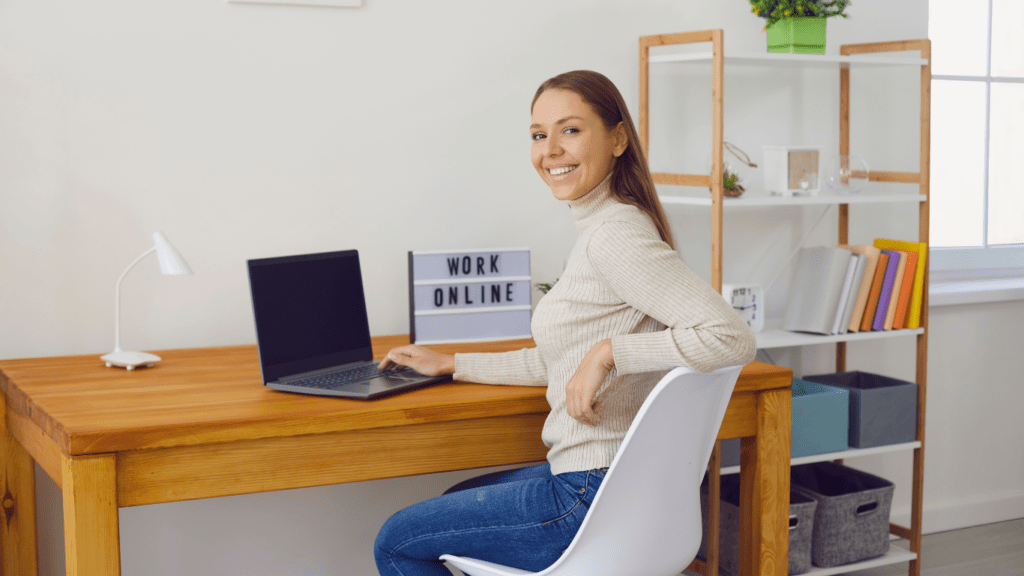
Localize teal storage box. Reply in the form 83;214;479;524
790;379;849;457
720;378;849;466
803;371;917;448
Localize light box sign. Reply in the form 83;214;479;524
408;248;532;344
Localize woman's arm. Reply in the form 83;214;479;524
380;344;549;387
587;219;757;374
564;338;615;427
453;346;549;386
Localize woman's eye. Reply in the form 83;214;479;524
563;127;580;135
531;132;546;141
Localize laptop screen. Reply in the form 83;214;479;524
248;250;373;383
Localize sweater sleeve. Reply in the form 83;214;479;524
587;219;757;374
452;346;549;386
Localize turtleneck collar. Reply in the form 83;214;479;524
568;172;619;231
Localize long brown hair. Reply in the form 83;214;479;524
532;70;674;250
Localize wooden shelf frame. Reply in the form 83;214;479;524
640;31;728;576
639;30;932;576
838;38;931;576
640;30;726;293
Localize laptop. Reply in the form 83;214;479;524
247;249;450;399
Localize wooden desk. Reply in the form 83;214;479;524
0;337;791;576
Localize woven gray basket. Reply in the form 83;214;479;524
699;474;818;575
791;462;894;568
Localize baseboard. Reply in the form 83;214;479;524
890;492;1024;535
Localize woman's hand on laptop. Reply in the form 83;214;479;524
379;345;455;377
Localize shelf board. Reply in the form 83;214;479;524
792;442;923;466
648;50;928;68
755;322;925;349
721;442;922;476
801;547;917;576
657;192;927;208
689;547;915;576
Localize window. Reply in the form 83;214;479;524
929;0;1024;274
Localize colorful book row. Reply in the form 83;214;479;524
783;239;927;335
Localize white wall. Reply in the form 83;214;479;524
2;1;1021;575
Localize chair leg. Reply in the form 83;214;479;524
706;442;721;576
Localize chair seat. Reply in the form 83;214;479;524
440;554;534;576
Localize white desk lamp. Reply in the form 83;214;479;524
101;231;193;370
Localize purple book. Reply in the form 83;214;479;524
873;250;902;331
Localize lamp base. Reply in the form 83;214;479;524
101;350;162;371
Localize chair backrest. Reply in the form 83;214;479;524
538;365;743;576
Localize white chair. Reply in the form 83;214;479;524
440;364;744;576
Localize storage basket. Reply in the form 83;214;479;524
699;473;818;575
791;462;894;567
718;378;849;467
802;371;917;448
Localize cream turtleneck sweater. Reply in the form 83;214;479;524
453;175;757;474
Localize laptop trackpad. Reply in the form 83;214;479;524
336;372;424;393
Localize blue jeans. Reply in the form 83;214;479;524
374;463;606;576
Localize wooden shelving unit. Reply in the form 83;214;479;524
639;30;931;576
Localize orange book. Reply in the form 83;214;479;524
892;250;919;329
840;245;881;333
860;252;890;332
883;250;909;330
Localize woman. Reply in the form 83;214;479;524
373;70;756;576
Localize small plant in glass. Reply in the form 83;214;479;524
711;142;757;198
723;167;746;197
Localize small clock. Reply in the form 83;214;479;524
722;283;764;333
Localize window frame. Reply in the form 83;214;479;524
928;0;1024;301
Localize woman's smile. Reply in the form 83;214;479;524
548;165;579;176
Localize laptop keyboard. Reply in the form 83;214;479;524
289;364;390;389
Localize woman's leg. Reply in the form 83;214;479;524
374;468;605;576
442;463;552;495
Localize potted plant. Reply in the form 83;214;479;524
749;0;851;55
535;281;556;294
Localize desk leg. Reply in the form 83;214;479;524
62;454;121;576
739;387;791;576
1;419;39;575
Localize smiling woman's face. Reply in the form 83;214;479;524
530;88;627;202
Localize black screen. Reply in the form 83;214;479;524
248;250;372;382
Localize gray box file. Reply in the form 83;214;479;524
790;462;894;568
720;437;741;467
802;371;917;448
699;473;818;575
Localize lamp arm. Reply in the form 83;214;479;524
113;246;157;352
